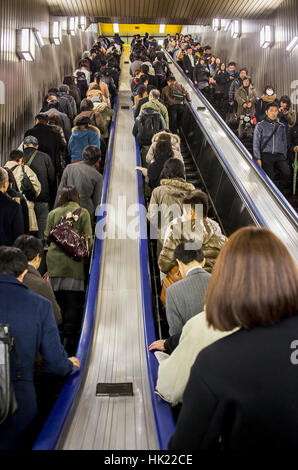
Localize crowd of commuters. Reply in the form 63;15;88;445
130;33;298;450
0;35;121;450
1;30;298;452
163;32;298;193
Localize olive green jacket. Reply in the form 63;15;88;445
44;202;93;280
140;99;169;128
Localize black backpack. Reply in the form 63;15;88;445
0;324;18;425
10;159;38;202
140;113;162;145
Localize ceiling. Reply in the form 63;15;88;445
47;0;285;25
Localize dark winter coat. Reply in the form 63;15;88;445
193;64;210;87
0;191;24;246
132;108;166;147
23;147;56;205
214;70;230;96
24;122;64;175
0;274;72;449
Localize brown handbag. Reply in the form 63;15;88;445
49;208;88;262
160;265;183;307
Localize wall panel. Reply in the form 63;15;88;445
0;0;96;164
181;0;298;104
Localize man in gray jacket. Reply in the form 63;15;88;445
166;242;211;336
253;102;291;183
55;145;102;226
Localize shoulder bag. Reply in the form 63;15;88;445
49;208;88;261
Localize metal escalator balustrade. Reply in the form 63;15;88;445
165;51;298;264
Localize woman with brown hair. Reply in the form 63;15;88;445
169;226;298;451
44;186;92;355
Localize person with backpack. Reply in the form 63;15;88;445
253;102;291;184
22;136;56;239
153;52;170;89
139;89;169;128
132;105;167;165
161;76;191;134
0;246;79;450
5;150;41;234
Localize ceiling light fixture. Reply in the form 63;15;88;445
231;20;241;38
79;16;86;31
50;20;62;45
159;24;165;34
212;19;221;31
16;28;35;61
67;17;76;36
260;25;274;48
113;23;119;33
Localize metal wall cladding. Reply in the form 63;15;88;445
182;0;298;104
46;0;284;25
0;0;96;164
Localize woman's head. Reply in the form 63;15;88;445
137;84;147;98
80;99;94;112
160;158;186;180
208;55;216;64
154;140;173;162
243;76;251;87
63;76;75;86
215;57;221;64
205;227;298;331
8;150;23;163
58;186;80;207
264;84;275;96
199;58;205;65
220;63;226;71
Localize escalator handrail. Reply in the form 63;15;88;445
32;96;119;450
134;141;176;450
186;102;267;227
166;50;298;224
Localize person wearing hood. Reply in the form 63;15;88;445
146;130;182;165
68;115;101;164
43;100;72;141
148;158;195;254
255;85;279;123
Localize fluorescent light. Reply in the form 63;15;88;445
75;17;79;29
212;19;221;31
158;39;163;46
159;24;165;33
50;20;62;45
113;23;119;33
32;28;44;48
16;28;35;61
67;17;76;36
231;20;241;38
260;25;274;48
286;36;298;52
223;19;231;31
79;16;86;31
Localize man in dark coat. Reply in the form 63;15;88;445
24;113;63;175
0;167;24;245
23;135;56;239
0;246;79;450
183;47;197;80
